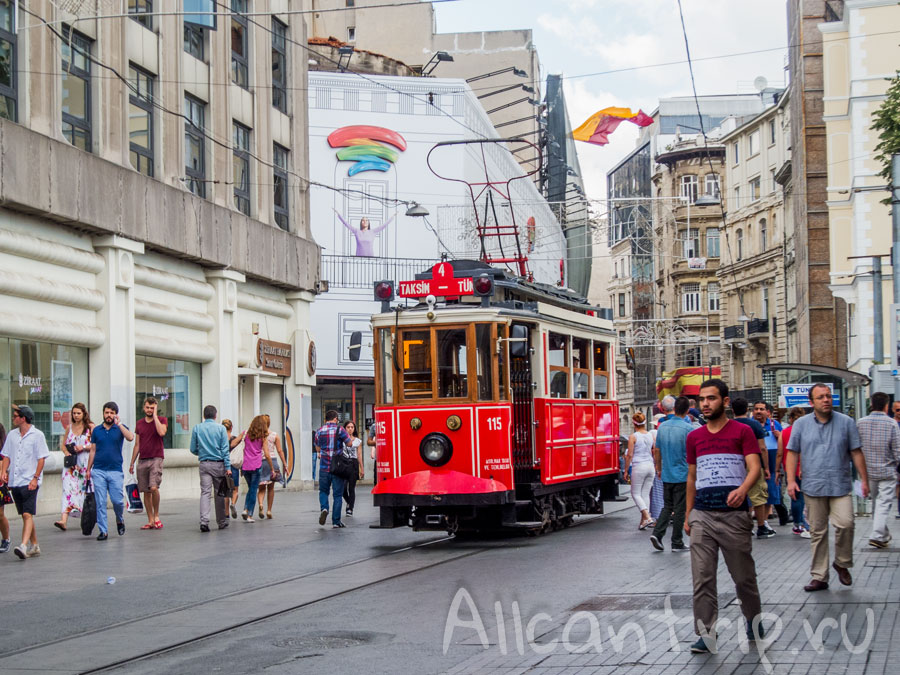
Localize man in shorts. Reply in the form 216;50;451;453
0;405;50;560
129;397;167;530
731;397;774;538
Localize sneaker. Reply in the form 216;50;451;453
116;521;126;536
230;504;237;519
869;538;888;548
690;636;715;654
97;532;108;541
25;544;40;558
800;529;811;539
332;522;346;528
200;524;210;533
218;522;229;530
650;535;664;551
244;515;255;523
671;543;689;551
319;509;329;526
792;526;803;535
346;509;353;517
0;539;10;553
13;544;27;560
757;525;776;538
746;621;765;641
241;510;249;521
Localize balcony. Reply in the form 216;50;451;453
748;318;769;341
723;324;745;342
322;255;440;290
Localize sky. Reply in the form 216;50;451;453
433;0;789;201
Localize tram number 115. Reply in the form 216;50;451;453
486;416;503;431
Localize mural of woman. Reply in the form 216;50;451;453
334;209;396;257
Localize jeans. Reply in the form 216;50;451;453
869;477;897;543
242;468;261;514
92;469;125;535
199;461;227;527
318;471;346;525
312;452;318;481
791;478;807;528
652;481;687;546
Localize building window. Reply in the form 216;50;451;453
762;287;769;320
348;26;356;41
128;65;154;177
618;293;626;317
736;229;743;261
346;0;355;6
680;175;698;203
770;168;777;194
704;173;719;198
231;0;249;89
128;0;152;30
680;230;699;259
749;177;760;201
184;94;206;198
184;23;204;60
0;0;16;121
748;129;760;156
681;283;701;314
759;218;767;251
768;119;776;145
273;143;289;230
233;122;251;215
135;355;201;450
733;186;740;209
706;227;720;258
61;27;92;151
708;282;720;311
271;19;288;113
732;141;739;164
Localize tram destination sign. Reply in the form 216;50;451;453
398;262;474;298
257;339;292;377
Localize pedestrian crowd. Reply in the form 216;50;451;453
631;378;900;654
0;399;368;560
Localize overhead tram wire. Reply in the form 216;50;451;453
675;0;749;322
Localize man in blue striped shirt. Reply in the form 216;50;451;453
857;392;900;548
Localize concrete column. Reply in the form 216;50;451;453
287;291;317;483
204;269;246;423
90;235;144;431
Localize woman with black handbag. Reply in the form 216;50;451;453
342;421;363;516
55;403;94;532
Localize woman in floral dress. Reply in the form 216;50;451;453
54;403;94;531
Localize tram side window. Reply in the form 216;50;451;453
497;324;508;400
475;324;494;400
378;328;393;404
548;332;569;398
402;330;432;400
437;328;468;398
572;337;590;399
593;341;610;399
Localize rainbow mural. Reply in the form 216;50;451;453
328;125;408;176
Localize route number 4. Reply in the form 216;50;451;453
486;416;503;431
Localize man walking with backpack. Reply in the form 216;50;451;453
314;411;352;528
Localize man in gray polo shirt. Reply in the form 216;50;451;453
787;383;869;591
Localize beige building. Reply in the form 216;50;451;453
0;0;319;512
652;137;725;376
717;93;796;400
608;235;638;430
307;0;542;170
819;1;900;396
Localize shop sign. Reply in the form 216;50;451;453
152;385;170;401
18;374;42;394
257;339;292;377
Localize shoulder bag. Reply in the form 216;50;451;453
329;431;356;481
230;439;245;469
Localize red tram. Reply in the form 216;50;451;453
369;260;621;534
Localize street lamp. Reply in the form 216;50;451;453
405;202;430;217
466;66;528;83
477;84;535;100
486;97;542;115
422;51;454;76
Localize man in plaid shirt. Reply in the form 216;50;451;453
315;411;352;528
857;392;900;548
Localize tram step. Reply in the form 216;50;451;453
506;521;545;529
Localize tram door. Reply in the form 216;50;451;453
510;322;536;487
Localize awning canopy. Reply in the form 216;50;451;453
759;363;870;387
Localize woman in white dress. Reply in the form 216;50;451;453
624;412;656;530
54;403;94;531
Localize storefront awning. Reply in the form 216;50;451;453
759;363;870;387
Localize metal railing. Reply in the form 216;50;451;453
723;324;745;340
747;318;769;335
321;255;441;290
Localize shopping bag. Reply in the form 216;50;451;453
81;482;97;536
126;479;144;513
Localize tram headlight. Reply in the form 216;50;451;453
420;432;452;467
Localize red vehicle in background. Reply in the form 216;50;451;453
368;260;620;534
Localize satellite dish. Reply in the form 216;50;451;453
754;76;769;92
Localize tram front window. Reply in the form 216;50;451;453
573;338;590;399
437;328;468;398
402;330;432;400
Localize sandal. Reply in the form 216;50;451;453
259;505;265;519
54;521;67;532
140;523;155;530
639;520;652;530
154;520;163;529
266;511;272;520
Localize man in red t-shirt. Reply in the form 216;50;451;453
684;379;763;654
129;397;168;529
